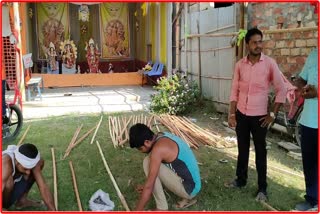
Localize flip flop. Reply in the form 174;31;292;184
174;198;197;209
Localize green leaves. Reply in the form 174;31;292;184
237;29;247;47
150;74;200;115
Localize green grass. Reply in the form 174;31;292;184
4;111;305;211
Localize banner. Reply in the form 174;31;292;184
100;3;130;59
36;3;69;59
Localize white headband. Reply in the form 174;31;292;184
14;145;40;169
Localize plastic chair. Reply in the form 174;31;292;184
143;63;164;86
142;62;159;86
143;62;159;75
147;63;164;76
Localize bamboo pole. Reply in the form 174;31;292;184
90;116;103;144
118;117;132;141
260;201;278;211
172;3;183;25
184;3;189;73
176;2;181;69
196;19;202;93
205;24;235;34
63;125;83;159
147;115;154;128
69;161;83;211
96;141;130;211
108;117;116;147
238;3;245;60
154;117;160;132
181;46;233;53
73;125;97;147
188;26;318;38
111;117;118;147
17;125;31;146
51;148;58;211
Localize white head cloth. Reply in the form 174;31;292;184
13;145;40;169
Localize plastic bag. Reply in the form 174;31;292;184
89;189;115;211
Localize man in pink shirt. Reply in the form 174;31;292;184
225;28;286;202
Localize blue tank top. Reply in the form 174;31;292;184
156;132;201;196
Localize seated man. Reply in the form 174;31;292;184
129;123;201;211
2;143;56;211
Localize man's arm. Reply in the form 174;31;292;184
228;63;240;127
228;101;237;127
302;84;318;99
135;152;162;211
260;61;287;127
2;157;12;192
32;160;56;211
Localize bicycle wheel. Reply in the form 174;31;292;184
2;104;23;143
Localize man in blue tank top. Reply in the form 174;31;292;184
129;123;201;211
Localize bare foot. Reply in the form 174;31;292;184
15;198;44;209
175;198;197;209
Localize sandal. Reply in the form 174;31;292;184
174;198;197;209
224;180;245;188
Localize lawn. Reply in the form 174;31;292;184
3;108;305;211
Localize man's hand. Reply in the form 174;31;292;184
259;115;274;128
135;184;144;194
302;84;317;99
228;114;237;127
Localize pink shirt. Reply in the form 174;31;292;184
230;53;286;116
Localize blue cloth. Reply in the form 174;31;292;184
299;48;318;129
160;132;201;196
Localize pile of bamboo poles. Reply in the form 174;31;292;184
108;114;158;147
109;113;235;149
155;114;236;149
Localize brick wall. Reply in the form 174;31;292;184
247;3;318;77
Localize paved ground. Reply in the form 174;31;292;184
6;85;155;120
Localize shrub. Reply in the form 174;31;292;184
150;74;200;115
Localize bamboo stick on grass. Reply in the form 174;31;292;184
51;148;58;210
259;201;278;211
90;116;103;144
63;125;83;159
69;161;83;211
96;141;130;211
17;125;31;146
73;125;97;147
108;117;117;147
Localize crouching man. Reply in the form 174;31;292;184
2;143;56;211
129;123;201;211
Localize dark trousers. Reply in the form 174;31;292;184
235;110;268;192
2;177;34;209
300;125;318;206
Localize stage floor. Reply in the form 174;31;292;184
33;72;146;88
